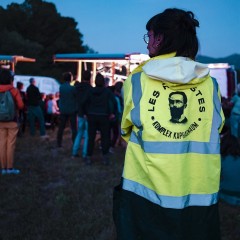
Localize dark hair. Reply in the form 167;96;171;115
169;91;187;104
95;73;105;87
0;69;14;85
114;81;123;93
82;70;91;82
221;131;240;157
48;93;54;100
62;72;73;82
146;8;199;59
17;81;24;89
29;77;35;84
104;77;110;85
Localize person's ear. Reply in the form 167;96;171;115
156;34;163;46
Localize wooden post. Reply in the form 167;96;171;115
77;60;82;82
111;62;115;86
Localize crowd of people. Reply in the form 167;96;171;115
56;70;123;165
0;68;123;175
0;7;240;240
220;92;240;206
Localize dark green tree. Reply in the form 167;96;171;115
0;0;93;79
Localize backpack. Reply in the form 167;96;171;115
0;90;16;122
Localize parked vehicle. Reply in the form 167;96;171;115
13;75;60;94
208;63;237;99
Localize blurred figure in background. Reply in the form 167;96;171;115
46;93;59;130
85;73;116;165
26;78;47;138
57;72;77;148
72;70;92;159
39;92;47;123
16;81;27;137
0;69;24;174
220;129;240;206
104;77;110;88
55;91;60;108
229;86;240;137
110;81;123;151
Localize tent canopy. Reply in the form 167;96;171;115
0;55;35;63
53;53;149;84
0;55;36;72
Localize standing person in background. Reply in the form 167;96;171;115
104;77;110;88
85;73;116;165
0;69;24;174
110;81;123;151
229;86;240;137
46;93;59;130
220;129;240;206
113;8;225;240
26;78;47;138
72;70;92;159
55;91;60;108
39;92;47;123
57;72;77;148
16;81;27;137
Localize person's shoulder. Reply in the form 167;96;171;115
9;86;18;92
20;91;26;97
74;81;80;87
9;87;21;97
88;84;93;90
84;82;92;88
105;87;113;94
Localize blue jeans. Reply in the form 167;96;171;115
72;117;88;157
28;106;46;136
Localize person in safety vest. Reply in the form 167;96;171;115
113;8;225;240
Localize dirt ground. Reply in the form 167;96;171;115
0;127;240;240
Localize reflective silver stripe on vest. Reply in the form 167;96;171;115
129;73;221;154
122;178;218;209
130;72;142;129
130;131;219;154
210;77;222;142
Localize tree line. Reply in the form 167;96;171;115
0;0;94;80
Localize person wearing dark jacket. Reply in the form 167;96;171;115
57;72;77;147
16;81;27;136
72;70;92;159
85;73;116;165
26;78;46;137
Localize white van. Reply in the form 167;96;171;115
208;64;237;99
13;75;60;94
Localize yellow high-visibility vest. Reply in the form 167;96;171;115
121;54;225;209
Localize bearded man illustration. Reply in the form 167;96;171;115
169;91;188;124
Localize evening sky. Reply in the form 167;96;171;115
1;0;240;58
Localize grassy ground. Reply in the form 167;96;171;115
0;128;240;240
